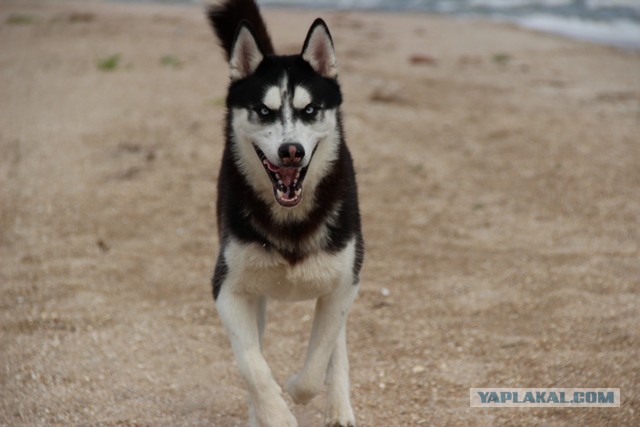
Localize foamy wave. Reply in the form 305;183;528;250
517;14;640;47
585;0;640;11
469;0;573;8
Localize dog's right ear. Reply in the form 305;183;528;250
229;22;264;81
301;18;338;79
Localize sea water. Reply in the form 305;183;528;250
125;0;640;48
259;0;640;48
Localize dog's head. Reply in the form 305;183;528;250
225;19;342;209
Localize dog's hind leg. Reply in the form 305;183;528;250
324;324;355;427
286;277;358;407
217;288;297;427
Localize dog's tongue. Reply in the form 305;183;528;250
264;159;299;187
279;167;297;187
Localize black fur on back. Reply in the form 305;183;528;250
206;0;275;59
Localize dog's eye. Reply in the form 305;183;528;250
255;105;273;117
303;104;318;116
302;104;320;117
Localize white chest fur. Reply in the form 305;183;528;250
223;237;356;301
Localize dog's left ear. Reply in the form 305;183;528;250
301;18;338;79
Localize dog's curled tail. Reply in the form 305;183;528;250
206;0;275;60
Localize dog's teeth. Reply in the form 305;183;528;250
294;189;301;196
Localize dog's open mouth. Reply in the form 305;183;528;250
256;149;309;207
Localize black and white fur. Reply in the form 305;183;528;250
207;1;364;426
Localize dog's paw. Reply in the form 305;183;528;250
325;420;356;427
286;373;321;405
269;411;298;427
249;393;298;427
325;404;356;427
253;404;298;427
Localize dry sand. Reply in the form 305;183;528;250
1;0;639;425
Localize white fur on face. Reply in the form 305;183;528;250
263;86;282;111
292;86;312;110
230;75;341;220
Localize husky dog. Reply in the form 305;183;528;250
207;1;363;426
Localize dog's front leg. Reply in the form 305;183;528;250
217;288;297;427
324;324;355;427
286;278;358;407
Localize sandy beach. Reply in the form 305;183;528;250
1;0;639;425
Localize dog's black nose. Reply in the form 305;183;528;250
278;143;305;165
